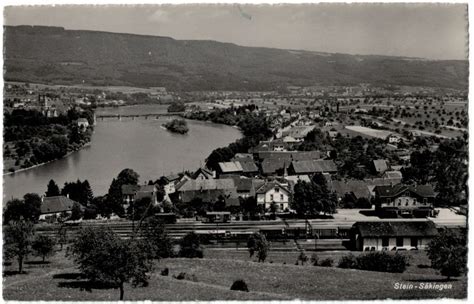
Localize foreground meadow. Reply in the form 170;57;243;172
3;249;466;301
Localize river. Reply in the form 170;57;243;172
3;105;242;200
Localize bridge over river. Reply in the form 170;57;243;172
96;112;185;120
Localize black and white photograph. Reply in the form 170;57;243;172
1;1;470;301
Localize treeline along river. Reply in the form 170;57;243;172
3;105;242;200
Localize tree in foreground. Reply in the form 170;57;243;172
4;221;34;273
140;217;173;258
32;235;56;262
68;226;153;300
427;229;467;280
247;232;269;262
3;194;42;224
179;232;203;258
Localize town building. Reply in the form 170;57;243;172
191;167;215;180
288;159;338;175
217;161;243;177
77;118;90;130
122;184;160;210
374;183;436;217
39;195;81;222
177;178;239;206
352;221;438;251
329;179;372;202
256;180;291;211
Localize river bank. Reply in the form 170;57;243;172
3;142;92;176
3;113;243;200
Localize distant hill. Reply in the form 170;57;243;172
4;25;468;91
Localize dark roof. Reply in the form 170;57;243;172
374;183;436;198
122;184;140;195
291;151;322;161
261;158;291;175
192;167;214;179
330;180;371;199
258;151;293;161
256;181;290;194
138;185;157;193
365;177;402;187
122;184;156;196
164;174;181;182
41;196;78;214
178;179;239;205
257;151;321;161
237;159;259;173
353;221;438;238
249;141;290;153
290;159;337;174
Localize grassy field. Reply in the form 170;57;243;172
3;249;467;301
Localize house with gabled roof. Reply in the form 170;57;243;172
329;179;372;202
218;161;243;177
234;158;259;176
261;158;291;176
39;195;82;222
230;176;265;199
192;167;216;180
177;178;239;206
374;183;436;218
122;184;160;211
383;170;403;180
288;159;337;175
352;221;438;251
256;180;291;212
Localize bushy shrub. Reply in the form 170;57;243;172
174;272;186;280
343;252;408;273
319;258;334;267
338;254;357;269
297;251;309;265
385;253;409;273
179;232;203;258
161;268;169;276
174;272;197;282
230;279;249;292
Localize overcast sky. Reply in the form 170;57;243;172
4;4;468;60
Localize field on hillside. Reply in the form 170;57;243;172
3;249;466;301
